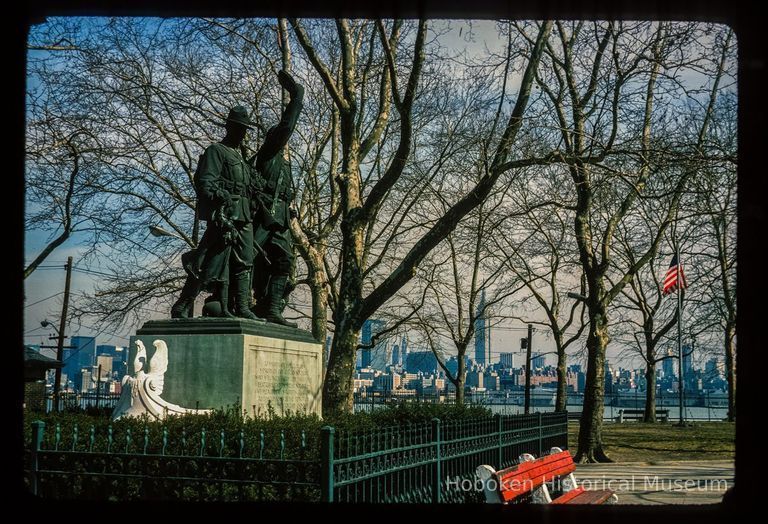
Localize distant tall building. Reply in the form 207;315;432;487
474;289;490;365
95;355;113;380
112;346;128;377
76;368;92;392
405;351;439;374
499;352;515;369
445;355;471;377
370;343;391;371
682;344;693;375
604;362;615;394
96;344;118;358
466;369;484;389
400;336;408;364
66;336;95;389
392;344;400;366
705;357;724;379
97;345;124;378
361;319;387;370
662;348;675;379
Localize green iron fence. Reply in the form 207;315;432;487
322;412;568;503
28;412;568;502
28;420;319;501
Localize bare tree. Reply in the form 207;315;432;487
289;18;554;416
687;91;737;421
528;21;734;461
409;177;527;405
488;162;587;412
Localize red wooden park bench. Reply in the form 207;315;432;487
476;447;618;504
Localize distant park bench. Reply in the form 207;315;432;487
616;408;669;423
476;447;618;504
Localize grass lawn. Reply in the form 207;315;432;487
567;421;735;463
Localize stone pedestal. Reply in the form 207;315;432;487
127;318;322;417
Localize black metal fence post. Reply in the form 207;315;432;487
537;412;543;456
432;418;441;503
320;426;335;503
30;420;45;496
495;413;503;468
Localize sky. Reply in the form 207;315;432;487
23;18;732;372
22;18;513;350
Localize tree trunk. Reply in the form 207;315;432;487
555;344;567;412
307;249;328;344
644;355;657;423
455;355;466;406
725;321;736;422
322;205;364;417
322;319;360;418
575;306;612;463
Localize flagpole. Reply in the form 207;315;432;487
677;243;685;426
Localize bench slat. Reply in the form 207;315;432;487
496;452;577;502
552;489;615;505
550;486;585;504
497;451;574;482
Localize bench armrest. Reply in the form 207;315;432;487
476;465;504;504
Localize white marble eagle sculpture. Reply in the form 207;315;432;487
111;339;211;421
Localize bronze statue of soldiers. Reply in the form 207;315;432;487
250;70;303;327
171;105;262;321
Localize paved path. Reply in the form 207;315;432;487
574;460;734;504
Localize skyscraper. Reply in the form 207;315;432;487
361;319;386;369
604;361;615;394
499;352;515;369
66;336;96;389
405;351;439;374
474;289;489;365
369;342;390;371
96;344;118;358
662;348;675;379
682;344;693;375
705;357;724;379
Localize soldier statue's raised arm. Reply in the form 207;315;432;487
250;70;304;327
171;106;262;321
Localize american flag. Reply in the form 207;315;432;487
662;254;688;295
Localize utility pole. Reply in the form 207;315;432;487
53;257;73;412
524;324;533;415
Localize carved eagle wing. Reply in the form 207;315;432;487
146;339;169;395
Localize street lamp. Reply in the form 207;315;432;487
41;319;59;335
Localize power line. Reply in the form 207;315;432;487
72;268;118;278
69;322;130;342
24;292;64;308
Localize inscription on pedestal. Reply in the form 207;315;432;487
243;336;322;417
